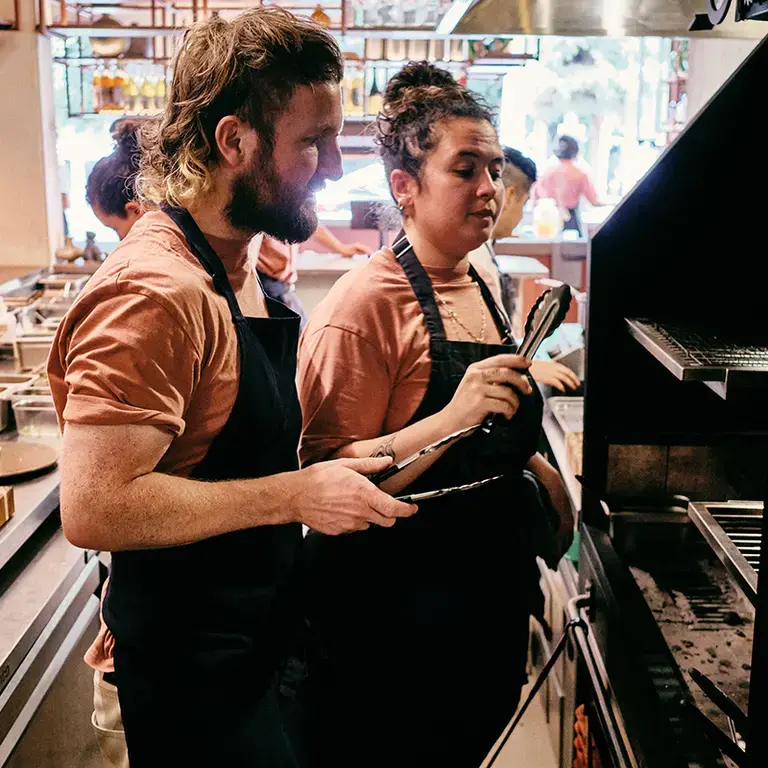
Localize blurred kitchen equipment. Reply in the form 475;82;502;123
55;237;84;264
88;15;130;58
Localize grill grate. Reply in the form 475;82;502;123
712;513;762;574
633;322;768;369
688;502;763;607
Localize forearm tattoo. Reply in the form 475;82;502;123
371;434;397;460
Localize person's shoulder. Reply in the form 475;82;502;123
310;247;409;329
69;212;219;330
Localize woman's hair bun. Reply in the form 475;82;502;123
375;59;493;185
110;117;146;155
383;61;458;109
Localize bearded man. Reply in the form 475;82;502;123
49;9;414;766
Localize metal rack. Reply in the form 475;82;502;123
626;318;768;398
688;501;763;607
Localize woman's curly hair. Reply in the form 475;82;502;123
375;61;495;191
137;7;343;210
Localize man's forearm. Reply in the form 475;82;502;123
62;469;298;552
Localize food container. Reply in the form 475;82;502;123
6;386;52;402
0;374;36;386
11;398;60;438
549;396;584;476
0;386;15;431
0;378;37;433
0;486;14;528
14;336;55;372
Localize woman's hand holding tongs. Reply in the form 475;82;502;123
440;353;533;431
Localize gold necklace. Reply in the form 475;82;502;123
434;284;487;344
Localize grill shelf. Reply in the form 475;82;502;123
626;319;768;398
687;501;763;606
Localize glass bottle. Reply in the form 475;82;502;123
140;77;157;113
100;66;115;110
92;68;102;113
311;4;331;27
125;77;140;114
113;66;127;110
368;72;383;116
155;75;167;110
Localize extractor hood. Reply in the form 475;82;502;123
438;0;768;38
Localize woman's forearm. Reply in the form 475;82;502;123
331;410;462;494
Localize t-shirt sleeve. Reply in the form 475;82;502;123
298;324;392;465
60;292;202;436
581;171;599;206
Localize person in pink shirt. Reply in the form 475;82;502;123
532;135;601;236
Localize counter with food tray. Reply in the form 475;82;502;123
0;268;101;765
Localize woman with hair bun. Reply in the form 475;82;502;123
298;62;573;767
86;117;147;241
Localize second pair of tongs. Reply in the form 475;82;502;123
368;422;482;486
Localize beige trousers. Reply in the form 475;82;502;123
92;670;129;768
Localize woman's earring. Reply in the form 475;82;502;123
398;200;405;212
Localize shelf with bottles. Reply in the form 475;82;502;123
41;0;348;36
341;57;470;120
57;56;170;118
347;0;453;29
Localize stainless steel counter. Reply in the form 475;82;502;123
0;470;60;573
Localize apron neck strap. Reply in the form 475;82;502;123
392;232;447;340
163;206;245;323
393;233;514;344
466;262;514;344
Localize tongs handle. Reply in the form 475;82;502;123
368;423;482;487
369;462;403;486
689;667;748;734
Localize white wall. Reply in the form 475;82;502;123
0;1;62;267
686;37;763;120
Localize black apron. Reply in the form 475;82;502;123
304;240;544;768
106;209;305;767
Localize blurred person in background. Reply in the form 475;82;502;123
86;118;147;241
470;147;580;393
532;134;602;236
252;226;368;329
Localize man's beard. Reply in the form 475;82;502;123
226;155;318;244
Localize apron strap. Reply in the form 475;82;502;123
467;262;514;345
163;206;246;324
392;232;447;341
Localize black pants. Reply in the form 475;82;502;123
305;614;529;768
114;636;306;767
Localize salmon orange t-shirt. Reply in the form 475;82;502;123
49;210;263;671
297;247;503;466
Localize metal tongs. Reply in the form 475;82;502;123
369;422;503;502
688;667;748;766
481;281;573;434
